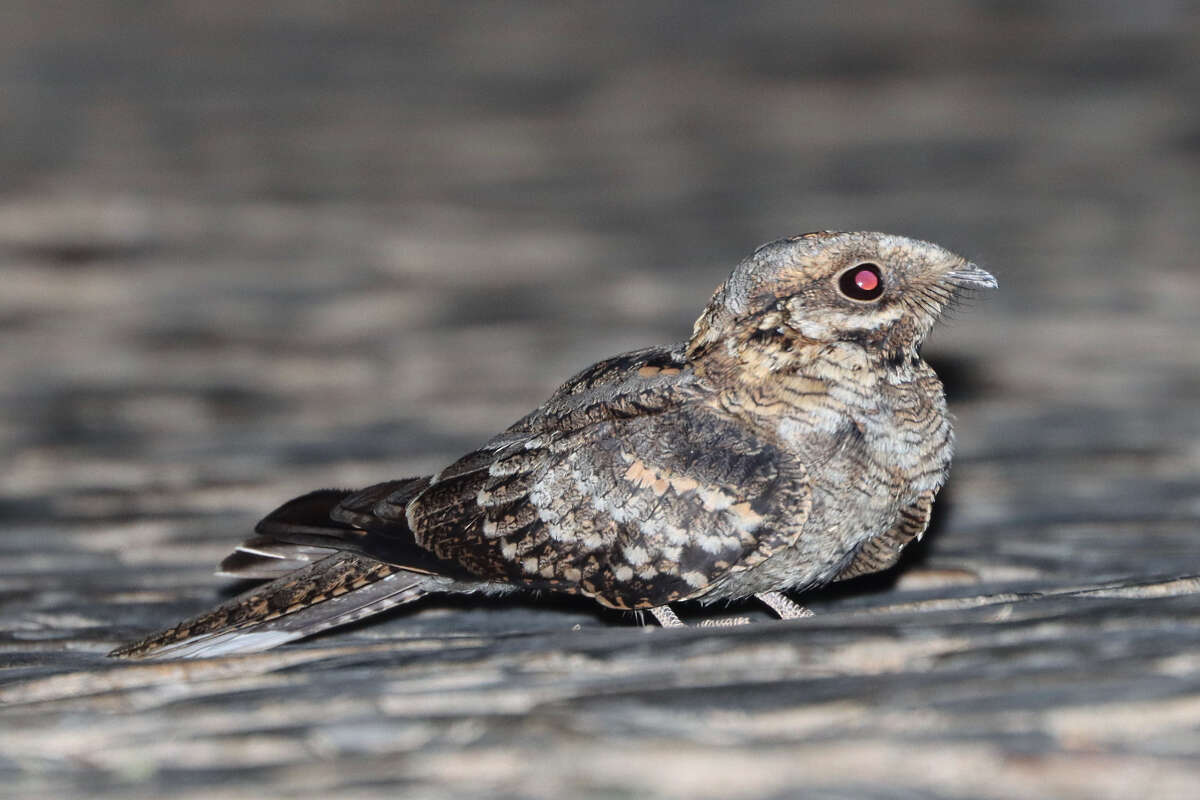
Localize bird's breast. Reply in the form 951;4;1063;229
767;359;952;557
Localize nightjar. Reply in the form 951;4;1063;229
112;231;996;658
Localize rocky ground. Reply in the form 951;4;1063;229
2;3;1199;798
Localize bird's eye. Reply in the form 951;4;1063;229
838;263;884;301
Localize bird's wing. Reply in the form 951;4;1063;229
215;479;452;580
213;345;696;584
407;388;812;609
500;343;689;436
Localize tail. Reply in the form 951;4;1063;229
110;479;450;659
109;552;439;659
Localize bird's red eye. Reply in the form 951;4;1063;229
838;264;884;301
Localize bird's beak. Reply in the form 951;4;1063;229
943;263;998;290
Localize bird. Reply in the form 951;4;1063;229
110;231;996;659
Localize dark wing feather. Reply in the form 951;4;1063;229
330;478;430;528
219;479;470;581
216;538;345;579
216;488;370;579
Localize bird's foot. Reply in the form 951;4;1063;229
651;594;811;628
699;616;753;627
756;591;814;620
650;605;686;627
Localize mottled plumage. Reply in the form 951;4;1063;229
111;231;995;658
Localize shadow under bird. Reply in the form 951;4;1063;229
112;231;996;659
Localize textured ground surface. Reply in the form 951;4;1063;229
2;3;1200;798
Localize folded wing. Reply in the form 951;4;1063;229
408;396;812;609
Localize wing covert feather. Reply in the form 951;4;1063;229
407;400;811;608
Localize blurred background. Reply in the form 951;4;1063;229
2;3;1199;799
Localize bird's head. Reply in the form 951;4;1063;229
687;231;997;365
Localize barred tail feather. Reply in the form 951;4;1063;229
110;553;437;659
